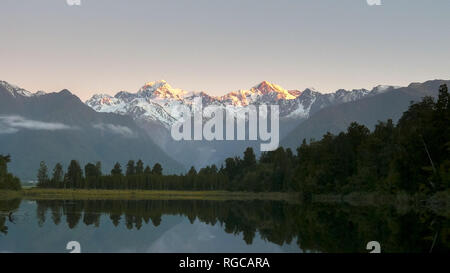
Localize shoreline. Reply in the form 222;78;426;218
1;189;447;214
0;188;301;202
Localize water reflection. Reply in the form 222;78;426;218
0;199;449;253
0;199;21;235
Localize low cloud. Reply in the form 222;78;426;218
93;123;135;138
0;115;76;134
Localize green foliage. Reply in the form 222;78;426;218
152;163;163;176
37;161;49;188
188;166;197;176
243;147;256;168
66;160;83;189
144;165;152;175
111;162;122;176
126;160;135;176
136;160;144;175
0;155;21;191
52;163;64;185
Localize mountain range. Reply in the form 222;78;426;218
86;80;396;129
1;79;448;180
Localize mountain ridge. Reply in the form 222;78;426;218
86;80;396;129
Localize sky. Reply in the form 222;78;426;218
0;0;449;101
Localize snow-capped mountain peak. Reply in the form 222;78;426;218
143;80;168;89
138;80;186;100
217;81;299;106
0;80;32;97
252;81;297;100
371;85;401;94
254;81;283;93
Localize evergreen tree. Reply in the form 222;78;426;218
52;163;64;187
136;160;144;175
37;161;49;188
152;163;163;175
85;163;97;177
210;164;218;174
126;160;135;176
243;147;257;168
0;154;10;174
144;165;152;175
67;160;83;189
188;166;197;176
0;154;21;191
111;162;123;176
95;161;102;176
224;157;237;181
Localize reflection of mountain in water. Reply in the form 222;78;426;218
1;199;449;253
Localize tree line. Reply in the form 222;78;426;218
35;84;449;195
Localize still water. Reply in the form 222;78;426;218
0;199;448;253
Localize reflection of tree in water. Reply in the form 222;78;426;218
291;204;450;253
0;199;21;235
32;199;449;253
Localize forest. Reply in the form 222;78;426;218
2;84;449;196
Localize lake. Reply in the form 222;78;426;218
0;199;448;253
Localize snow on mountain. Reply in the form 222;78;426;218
0;78;403;132
138;80;187;100
86;81;399;129
371;85;402;95
0;81;46;97
219;81;298;106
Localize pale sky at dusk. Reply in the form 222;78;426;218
0;0;449;100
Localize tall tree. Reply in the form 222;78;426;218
0;154;11;174
144;165;152;175
84;163;98;177
243;147;257;169
37;161;49;187
126;160;136;176
152;163;163;175
52;163;64;186
188;166;197;176
0;154;21;191
95;161;102;177
136;160;144;175
111;162;123;176
67;160;83;189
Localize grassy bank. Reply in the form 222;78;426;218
0;188;300;202
1;188;447;212
0;190;22;200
